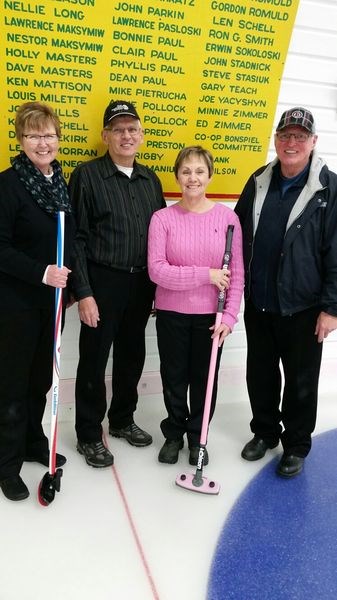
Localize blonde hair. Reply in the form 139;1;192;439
174;145;214;177
15;102;61;142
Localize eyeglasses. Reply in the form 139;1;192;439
22;134;59;143
276;132;311;143
106;127;141;137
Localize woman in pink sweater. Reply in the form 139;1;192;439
148;146;244;465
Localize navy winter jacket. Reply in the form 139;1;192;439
234;151;337;317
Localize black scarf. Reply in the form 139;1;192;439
12;152;71;216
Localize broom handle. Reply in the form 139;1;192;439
199;224;234;446
49;211;65;474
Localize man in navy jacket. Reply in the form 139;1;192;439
235;107;337;477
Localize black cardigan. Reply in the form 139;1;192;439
0;167;73;311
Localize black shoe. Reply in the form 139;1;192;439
0;475;30;501
241;436;278;461
25;451;67;468
277;454;304;478
77;440;114;468
109;422;152;447
189;446;209;466
158;440;184;464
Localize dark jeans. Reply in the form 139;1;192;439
156;310;222;447
244;300;323;457
0;308;54;479
75;264;155;442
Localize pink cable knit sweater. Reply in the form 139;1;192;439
148;202;244;330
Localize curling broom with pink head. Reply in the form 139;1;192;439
175;224;234;495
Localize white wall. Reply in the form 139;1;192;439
269;0;337;171
59;0;337;408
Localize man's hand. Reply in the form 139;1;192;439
315;311;337;343
78;296;100;328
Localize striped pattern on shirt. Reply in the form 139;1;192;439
69;152;165;299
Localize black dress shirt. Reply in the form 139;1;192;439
69;152;166;300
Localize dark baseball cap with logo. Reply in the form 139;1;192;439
276;107;315;134
103;100;140;128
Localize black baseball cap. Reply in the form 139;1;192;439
103;100;140;128
276;107;315;133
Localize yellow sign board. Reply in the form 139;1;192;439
0;0;299;198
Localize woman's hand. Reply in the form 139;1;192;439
46;265;71;288
209;268;230;291
209;323;231;347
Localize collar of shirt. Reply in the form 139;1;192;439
100;152;151;181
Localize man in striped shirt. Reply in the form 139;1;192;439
69;100;166;468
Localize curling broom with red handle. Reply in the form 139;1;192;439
176;224;234;495
38;211;65;506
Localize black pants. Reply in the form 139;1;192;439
75;264;155;442
156;310;222;447
244;300;323;457
0;308;54;479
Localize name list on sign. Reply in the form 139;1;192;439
1;0;298;195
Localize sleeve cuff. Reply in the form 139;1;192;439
42;265;50;285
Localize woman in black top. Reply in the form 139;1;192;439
0;102;72;501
